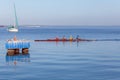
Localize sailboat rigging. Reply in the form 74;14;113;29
8;1;18;32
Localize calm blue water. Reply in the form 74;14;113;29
0;26;120;80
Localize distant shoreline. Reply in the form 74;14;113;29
1;25;120;27
1;25;120;29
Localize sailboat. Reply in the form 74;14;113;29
8;2;18;32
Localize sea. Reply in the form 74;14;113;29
0;26;120;80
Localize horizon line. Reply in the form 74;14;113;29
1;25;120;27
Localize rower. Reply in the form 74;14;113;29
76;35;80;41
62;35;66;41
76;35;80;39
69;35;73;41
55;36;59;41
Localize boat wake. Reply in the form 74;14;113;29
96;39;120;41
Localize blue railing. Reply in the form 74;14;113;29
5;41;30;49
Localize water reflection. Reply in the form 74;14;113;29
55;41;80;47
77;41;79;47
6;54;30;65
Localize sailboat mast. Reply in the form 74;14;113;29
13;2;18;28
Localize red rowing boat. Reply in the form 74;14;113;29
34;39;92;42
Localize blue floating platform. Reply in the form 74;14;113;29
5;40;30;49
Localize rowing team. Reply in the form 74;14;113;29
52;35;83;41
34;35;94;42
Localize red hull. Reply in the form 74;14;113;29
34;39;92;42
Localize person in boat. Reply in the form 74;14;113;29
55;36;59;41
69;35;73;41
76;35;80;41
62;35;67;41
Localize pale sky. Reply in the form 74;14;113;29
0;0;120;26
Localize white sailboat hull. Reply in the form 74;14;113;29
7;2;19;32
8;28;18;32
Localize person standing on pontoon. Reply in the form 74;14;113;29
13;35;17;41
